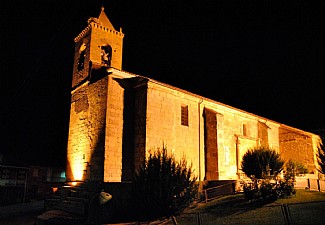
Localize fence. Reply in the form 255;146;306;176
162;201;325;225
203;178;325;204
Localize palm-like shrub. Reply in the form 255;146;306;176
133;146;198;221
241;146;289;201
241;146;285;180
284;159;308;183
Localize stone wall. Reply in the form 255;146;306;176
133;81;148;176
279;126;315;172
141;80;285;181
144;82;202;179
67;65;319;183
90;25;123;70
66;73;108;182
103;75;126;182
204;108;219;180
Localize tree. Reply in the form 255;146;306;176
241;146;285;180
133;146;199;221
285;159;308;177
316;137;325;174
283;159;308;189
240;146;289;201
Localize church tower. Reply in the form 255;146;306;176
72;6;123;84
66;7;124;182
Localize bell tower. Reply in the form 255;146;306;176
66;7;124;182
72;6;124;89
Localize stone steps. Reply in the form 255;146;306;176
44;182;96;216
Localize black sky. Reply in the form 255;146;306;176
1;0;324;167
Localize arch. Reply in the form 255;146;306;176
101;45;112;66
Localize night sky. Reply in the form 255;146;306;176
1;0;324;167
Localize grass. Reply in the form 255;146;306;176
188;189;325;211
162;189;325;225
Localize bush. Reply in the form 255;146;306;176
259;180;277;201
133;146;199;221
276;180;296;198
284;159;308;187
241;178;295;202
242;182;260;201
285;159;308;176
240;148;298;202
241;146;285;180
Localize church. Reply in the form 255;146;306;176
65;7;321;186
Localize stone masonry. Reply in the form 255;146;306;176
66;7;322;185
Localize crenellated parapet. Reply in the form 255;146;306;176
74;24;92;42
74;22;124;43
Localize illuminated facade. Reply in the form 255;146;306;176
66;7;321;183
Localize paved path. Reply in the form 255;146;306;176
0;200;44;218
0;201;44;225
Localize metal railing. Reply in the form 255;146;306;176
203;181;237;203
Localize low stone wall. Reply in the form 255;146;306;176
295;177;325;192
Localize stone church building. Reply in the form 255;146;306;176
66;7;321;185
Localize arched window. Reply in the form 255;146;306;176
77;50;86;71
101;45;112;66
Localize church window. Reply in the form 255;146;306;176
77;50;86;71
181;105;189;126
101;45;112;66
77;43;87;71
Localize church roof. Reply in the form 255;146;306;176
98;6;116;30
